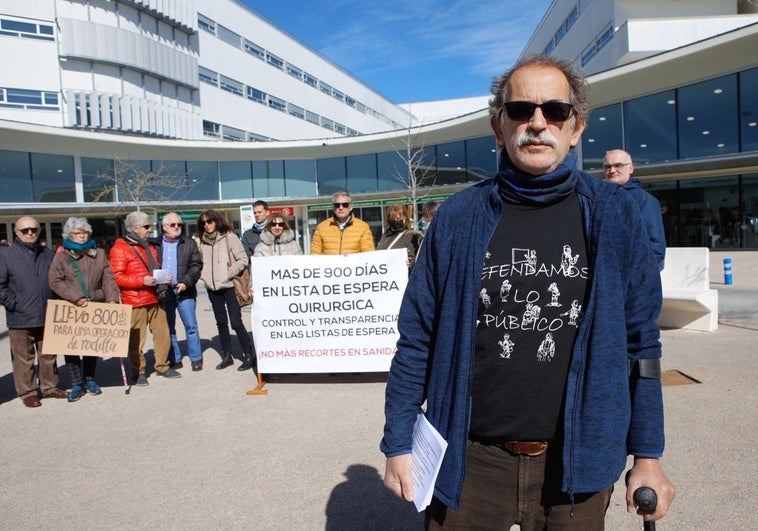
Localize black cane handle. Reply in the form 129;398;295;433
634;486;657;531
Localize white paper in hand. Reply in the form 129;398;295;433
152;269;171;284
411;413;448;512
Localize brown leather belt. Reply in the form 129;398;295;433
495;441;549;457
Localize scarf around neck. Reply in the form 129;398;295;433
63;238;97;252
497;149;578;206
201;231;219;245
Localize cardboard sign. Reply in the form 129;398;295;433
251;249;408;373
42;300;132;358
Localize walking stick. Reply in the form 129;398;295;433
634;486;658;531
626;470;658;531
119;358;130;395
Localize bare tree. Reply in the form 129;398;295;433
87;158;195;212
390;108;437;227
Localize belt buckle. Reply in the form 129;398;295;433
504;441;548;457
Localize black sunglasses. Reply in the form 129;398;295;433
165;222;183;228
141;224;151;230
502;101;574;122
199;219;214;226
333;202;351;209
270;222;286;227
17;227;40;235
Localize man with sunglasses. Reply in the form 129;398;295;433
153;213;204;371
310;192;375;255
382;56;674;528
604;149;667;271
0;217;69;407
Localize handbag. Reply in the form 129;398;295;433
226;237;253;307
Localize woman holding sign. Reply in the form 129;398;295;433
253;213;303;257
49;217;120;402
197;210;256;373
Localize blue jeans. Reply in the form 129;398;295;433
164;290;202;363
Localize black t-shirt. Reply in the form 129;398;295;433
470;193;589;441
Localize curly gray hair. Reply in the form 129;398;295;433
62;217;92;239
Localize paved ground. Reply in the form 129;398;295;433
0;251;756;530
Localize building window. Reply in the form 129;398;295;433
217;24;241;48
596;24;614;50
268;96;286;112
286;64;303;80
219;75;243;96
244;39;265;60
287;103;305;119
305;110;320;124
320;82;333;97
199;66;218;86
266;52;284;70
203;120;221;138
197;13;216;34
247;86;266;104
303;73;318;88
0;17;54;41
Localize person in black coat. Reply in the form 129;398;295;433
153;213;204;371
0;216;69;407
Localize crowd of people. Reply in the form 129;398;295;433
0;195;439;407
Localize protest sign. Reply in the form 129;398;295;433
251;249;407;373
42;300;132;358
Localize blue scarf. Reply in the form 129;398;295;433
62;238;97;251
497;149;578;206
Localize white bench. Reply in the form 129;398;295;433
658;247;718;331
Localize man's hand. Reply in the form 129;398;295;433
626;457;675;522
384;454;415;502
176;282;187;294
143;275;155;286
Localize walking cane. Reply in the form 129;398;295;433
626;470;658;531
633;486;658;531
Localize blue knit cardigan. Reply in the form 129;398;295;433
381;168;664;511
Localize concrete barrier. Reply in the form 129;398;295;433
658;247;718;331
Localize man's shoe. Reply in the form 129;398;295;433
22;395;41;408
132;374;149;387
170;361;184;370
191;360;203;371
68;384;84;402
156;368;182;379
43;388;69;399
84;378;102;395
237;359;254;371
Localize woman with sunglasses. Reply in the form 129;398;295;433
253;214;303;257
48;217;120;402
197;210;256;372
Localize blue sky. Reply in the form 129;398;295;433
240;0;552;104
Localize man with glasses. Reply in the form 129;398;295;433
0;217;69;407
241;200;270;260
604;149;667;270
382;56;674;528
153;213;204;371
109;211;179;386
310;192;375;255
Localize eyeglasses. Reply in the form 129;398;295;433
270;222;286;228
502;101;574;122
199;219;214;226
333;202;351;209
603;162;632;172
165;223;183;228
17;227;40;235
141;225;151;230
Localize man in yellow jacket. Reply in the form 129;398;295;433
310;191;375;254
